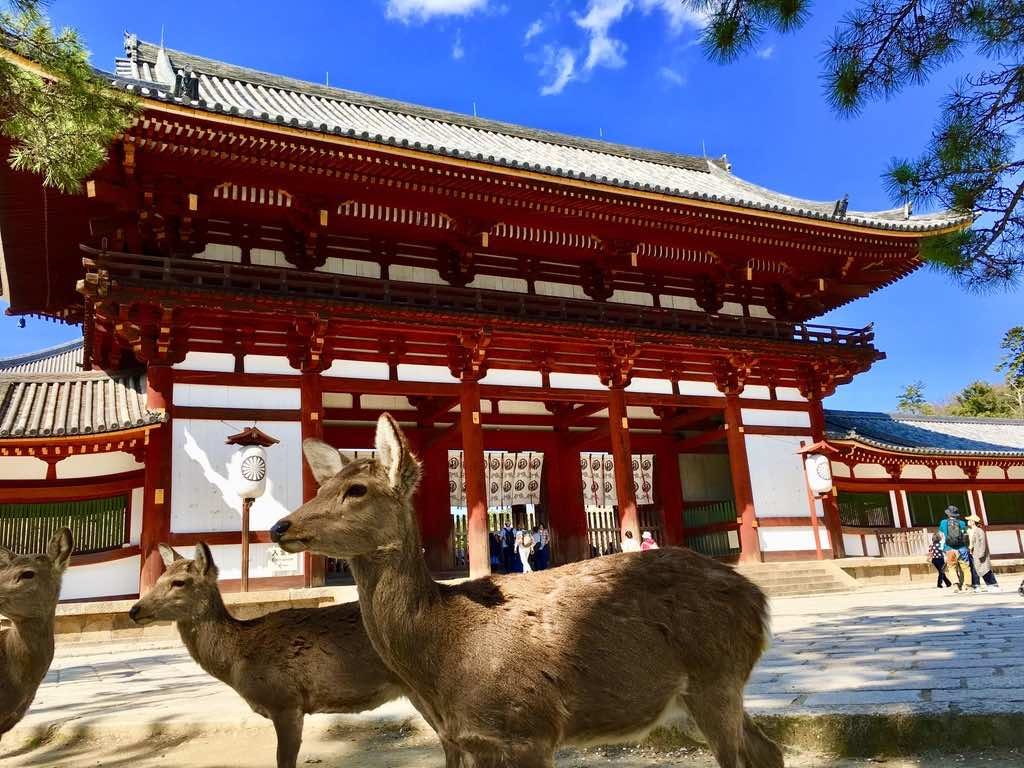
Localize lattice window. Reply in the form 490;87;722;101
0;496;129;555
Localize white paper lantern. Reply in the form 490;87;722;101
804;453;833;496
231;444;268;498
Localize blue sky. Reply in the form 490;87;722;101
1;0;1019;411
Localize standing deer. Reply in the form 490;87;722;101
0;528;73;740
128;542;404;768
271;414;783;768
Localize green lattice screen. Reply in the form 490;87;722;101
0;496;128;555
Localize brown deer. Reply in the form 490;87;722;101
128;542;404;768
0;528;73;740
271;415;783;768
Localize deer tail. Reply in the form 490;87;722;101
742;712;784;768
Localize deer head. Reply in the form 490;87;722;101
129;542;219;625
270;414;421;559
0;528;73;621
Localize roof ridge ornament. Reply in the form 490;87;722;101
833;194;849;218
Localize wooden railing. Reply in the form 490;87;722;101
82;248;877;349
683;500;741;558
842;526;932;557
0;496;129;555
584;505;663;556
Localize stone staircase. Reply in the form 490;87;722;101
734;560;859;598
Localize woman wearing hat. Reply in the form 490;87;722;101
640;531;659;551
967;513;1000;591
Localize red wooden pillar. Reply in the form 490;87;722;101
419;437;455;572
808;397;844;558
656;448;685;546
548;437;589;564
140;364;173;593
608;385;639;541
300;371;326;587
723;394;760;562
460;379;490;579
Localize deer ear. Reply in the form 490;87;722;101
47;528;74;572
0;546;13;567
374;413;421;495
303;438;346;486
158;543;183;568
193;541;215;576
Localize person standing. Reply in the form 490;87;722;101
621;530;640;552
967;513;1000;591
928;532;951;588
533;524;550;570
517;528;535;573
940;506;980;592
500;522;515;573
640;531;659;551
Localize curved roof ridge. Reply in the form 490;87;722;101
0;338;84;368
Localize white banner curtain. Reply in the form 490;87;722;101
579;452;655;507
448;451;545;508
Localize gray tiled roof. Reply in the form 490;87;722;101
0;371;163;438
0;339;84;374
110;34;963;234
824;410;1024;458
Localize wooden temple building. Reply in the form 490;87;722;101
1;34;1021;601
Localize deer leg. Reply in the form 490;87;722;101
741;712;784;768
271;709;304;768
682;688;744;768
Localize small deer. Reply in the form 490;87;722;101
128;542;404;768
0;528;73;740
271;415;783;768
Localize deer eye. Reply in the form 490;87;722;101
171;580;186;588
17;571;35;581
344;484;367;500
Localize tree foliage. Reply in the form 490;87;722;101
996;325;1024;417
0;1;136;192
692;0;1024;288
896;380;933;414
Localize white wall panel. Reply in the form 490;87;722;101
245;355;297;375
174;384;300;409
0;456;47;480
1010;467;1024;480
853;463;889;479
843;533;864;557
467;275;528;293
198;243;241;263
498;401;549;415
171;420;302;534
323;359;390;380
774;387;807;402
397;364;459;384
362;395;415;411
175;351;236;372
831;462;851;478
935;465;968;480
660;294;700;311
740;385;772;400
758;526;816;552
57;452;142;479
608;289;653;306
319;257;381;278
482;369;542;387
206;543;304;580
740;409;811;428
977;466;1005;480
745;434;809;518
61;555;140;601
864;534;880;557
535;281;588;300
129;487;144;545
987;530;1021;555
676;380;721;397
390;265;445;285
625;377;673;395
550;372;605;391
678;453;733;502
900;465;932;480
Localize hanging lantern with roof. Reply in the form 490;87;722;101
795;440;841;497
226;426;279;592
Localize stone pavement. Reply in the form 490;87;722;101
4;584;1024;761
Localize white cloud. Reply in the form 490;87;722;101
638;0;708;34
524;19;545;43
386;0;489;23
756;45;775;60
452;29;465;60
541;46;577;95
576;0;631;71
658;65;685;87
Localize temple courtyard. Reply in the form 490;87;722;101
3;583;1023;766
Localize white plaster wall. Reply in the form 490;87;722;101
660;294;700;312
900;465;932;480
625;377;674;395
535;281;588;300
843;533;864;557
678;453;732;501
323;392;353;409
935;465;968;480
741;385;772;400
853;463;890;479
397;364;458;384
450;400;493;414
250;248;289;268
319;257;381;278
831;462;851;478
245;355;297;376
129;487;144;545
498;401;549;415
774;387;807;402
889;491;902;528
171;420;302;534
987;530;1021;555
390;265;445;286
608;289;653;306
0;456;48;480
758;526;817;552
174;384;300;409
57;452;142;479
198;243;241;263
362;395;415;411
676;380;721;397
740;409;811;429
749;305;773;319
550;372;605;391
977;466;1006;480
1009;467;1024;480
745;434;809;518
207;543;303;580
175;351;236;372
482;369;542;387
864;534;881;557
467;274;528;293
324;360;390;380
61;555;140;601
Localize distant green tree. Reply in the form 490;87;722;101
694;0;1024;288
896;380;932;415
996;326;1024;418
0;1;137;192
950;380;1014;418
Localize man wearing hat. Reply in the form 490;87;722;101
967;512;1000;591
940;506;980;592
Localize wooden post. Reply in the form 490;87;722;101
808;397;844;558
655;448;685;546
799;441;824;560
300;371;326;587
548;437;589;563
419;436;455;572
723;394;760;562
460;379;490;579
140;364;173;594
608;385;639;541
240;496;252;592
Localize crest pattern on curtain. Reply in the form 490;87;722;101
447;450;544;507
579;452;655;507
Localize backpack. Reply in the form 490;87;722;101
945;521;965;548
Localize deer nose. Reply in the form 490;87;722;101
128;605;141;622
269;520;291;542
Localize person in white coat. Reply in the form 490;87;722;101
621;530;640;552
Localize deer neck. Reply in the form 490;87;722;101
2;615;55;688
175;589;240;682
